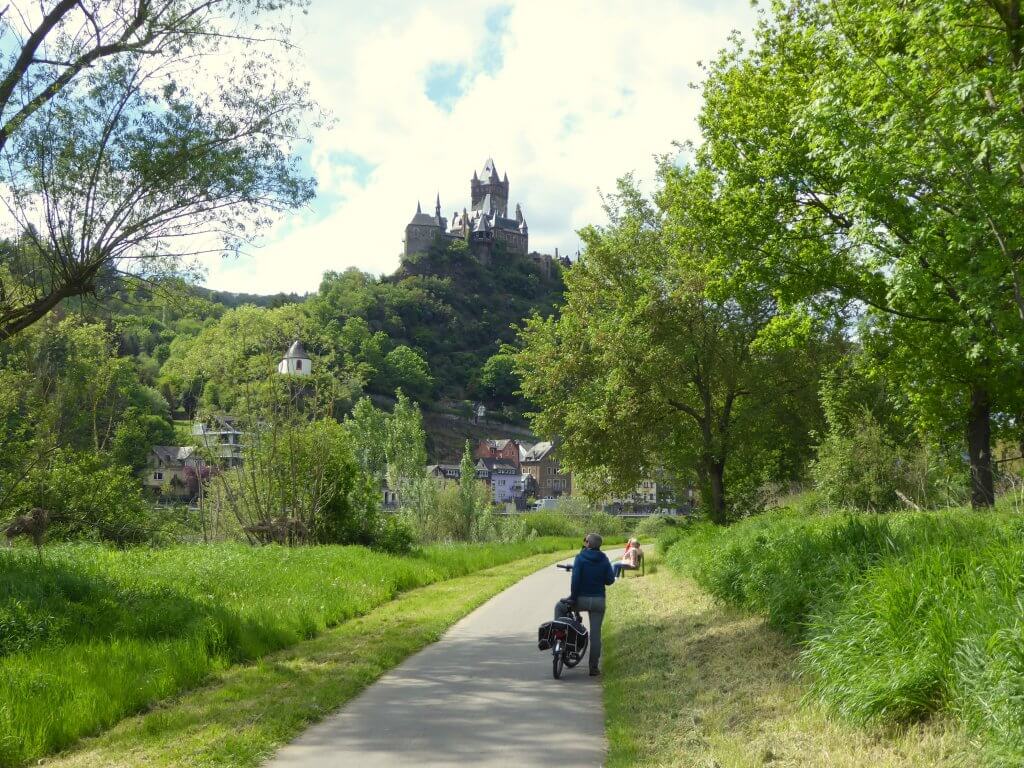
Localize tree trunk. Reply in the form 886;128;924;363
700;456;728;525
967;384;995;508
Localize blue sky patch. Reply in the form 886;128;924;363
423;3;512;111
330;150;377;186
425;61;470;112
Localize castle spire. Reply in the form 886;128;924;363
515;202;523;223
416;201;422;215
483;157;499;182
503;171;508;184
435;193;441;213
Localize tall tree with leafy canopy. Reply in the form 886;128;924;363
458;440;479;539
385;390;427;498
0;0;316;339
696;0;1024;506
515;172;832;524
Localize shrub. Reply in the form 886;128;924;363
373;514;416;554
520;510;583;538
811;411;966;512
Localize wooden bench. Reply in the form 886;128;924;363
619;550;645;577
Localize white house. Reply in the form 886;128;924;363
277;340;311;376
192;415;243;467
479;459;519;503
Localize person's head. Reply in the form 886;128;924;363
630;537;639;547
584;532;603;550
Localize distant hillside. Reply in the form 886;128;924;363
101;239;565;425
312;238;565;412
192;286;308;309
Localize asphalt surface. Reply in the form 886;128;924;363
264;548;624;768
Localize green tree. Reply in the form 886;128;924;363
0;0;315;339
478;352;521;404
458;440;481;538
696;0;1024;506
34;449;153;544
516;173;831;524
211;418;379;546
382;345;434;401
385;390;427;498
111;407;176;472
346;397;389;479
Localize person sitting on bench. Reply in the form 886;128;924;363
613;538;643;578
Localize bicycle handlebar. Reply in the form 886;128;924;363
555;563;573;571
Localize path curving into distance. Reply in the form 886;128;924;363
264;548;626;768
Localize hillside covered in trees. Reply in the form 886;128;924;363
161;238;565;420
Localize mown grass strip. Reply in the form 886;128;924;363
39;548;574;768
602;553;975;768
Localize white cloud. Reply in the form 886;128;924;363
200;0;757;294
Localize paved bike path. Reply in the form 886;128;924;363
265;549;624;767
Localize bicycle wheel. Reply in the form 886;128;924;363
553;652;564;679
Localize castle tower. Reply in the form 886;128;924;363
471;157;509;217
471;210;494;264
404;200;444;257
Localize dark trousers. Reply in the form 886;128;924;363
555;595;606;671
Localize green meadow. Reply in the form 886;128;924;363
0;539;574;766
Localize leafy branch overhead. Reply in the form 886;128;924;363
0;0;317;339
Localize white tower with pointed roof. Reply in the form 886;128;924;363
278;340;311;376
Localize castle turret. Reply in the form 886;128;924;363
404;200;444;257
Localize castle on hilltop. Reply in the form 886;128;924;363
404;158;570;275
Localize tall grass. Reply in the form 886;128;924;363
519;509;627;539
0;538;574;766
665;509;1024;764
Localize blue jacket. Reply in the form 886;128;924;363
570;547;616;599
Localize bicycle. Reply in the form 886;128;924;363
537;563;590;679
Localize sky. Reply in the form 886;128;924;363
199;0;758;295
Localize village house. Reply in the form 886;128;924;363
422;458;532;506
191;415;243;467
426;464;462;482
521;441;572;498
601;473;693;515
143;445;199;498
474;438;521;470
478;458;520;503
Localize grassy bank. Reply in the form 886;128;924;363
40;547;574;768
0;538;574;767
602;552;974;767
665;509;1024;764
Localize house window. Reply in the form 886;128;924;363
296;359;302;370
154;472;163;480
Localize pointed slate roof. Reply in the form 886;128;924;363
284;340;308;359
482;157;499;181
409;200;437;226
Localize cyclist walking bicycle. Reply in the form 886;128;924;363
553;532;616;676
